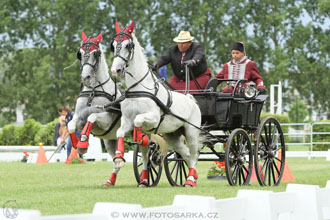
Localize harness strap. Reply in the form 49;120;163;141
98;114;121;136
79;90;115;106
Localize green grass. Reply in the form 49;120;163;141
0;158;330;216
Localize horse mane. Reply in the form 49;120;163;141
131;33;148;63
99;47;109;76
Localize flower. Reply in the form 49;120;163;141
207;161;226;177
23;151;29;157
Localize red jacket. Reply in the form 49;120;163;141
215;58;266;92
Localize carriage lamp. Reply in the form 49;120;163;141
243;85;257;99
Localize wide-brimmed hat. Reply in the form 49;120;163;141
173;31;194;43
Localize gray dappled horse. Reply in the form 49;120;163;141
110;21;202;187
67;32;122;186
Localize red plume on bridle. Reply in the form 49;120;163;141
115;20;134;41
81;31;102;52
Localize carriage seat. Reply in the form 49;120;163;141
204;78;233;98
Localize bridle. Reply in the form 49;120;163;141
111;32;135;66
78;39;101;75
77;38;116;106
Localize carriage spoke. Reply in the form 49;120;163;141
242;164;249;175
170;161;178;176
262;159;269;180
232;165;239;184
150;168;155;183
137;162;143;168
268;122;272;146
151;165;158;177
179;162;184;185
174;162;180;184
182;161;188;179
259;136;268;152
272;160;279;179
238;167;242;185
264;126;269;147
241;167;246;183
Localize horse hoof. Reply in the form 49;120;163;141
103;183;115;187
138;181;149;188
114;158;125;168
184;180;197;187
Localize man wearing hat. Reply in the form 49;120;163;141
153;31;211;92
215;42;266;94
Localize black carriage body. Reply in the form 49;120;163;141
192;79;266;131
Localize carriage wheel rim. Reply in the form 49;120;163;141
255;117;285;186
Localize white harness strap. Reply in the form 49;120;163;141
228;59;250;80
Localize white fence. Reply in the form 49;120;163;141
281;122;330;151
1;181;330;220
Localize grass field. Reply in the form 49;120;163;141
1;158;330;216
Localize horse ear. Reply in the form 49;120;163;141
125;20;134;34
115;21;122;33
82;31;88;42
95;32;102;44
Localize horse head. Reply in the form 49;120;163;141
77;31;103;87
110;20;135;77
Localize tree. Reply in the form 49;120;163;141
288;98;308;122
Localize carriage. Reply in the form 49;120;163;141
132;78;286;187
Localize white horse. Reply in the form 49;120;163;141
67;31;122;186
110;21;202;187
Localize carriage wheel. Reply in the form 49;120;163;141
254;117;285;186
225;128;253;186
164;151;189;186
133;141;163;187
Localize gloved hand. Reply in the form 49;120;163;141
151;62;158;71
258;88;266;95
182;59;195;67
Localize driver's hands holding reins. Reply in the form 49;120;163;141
182;59;195;67
151;62;158;71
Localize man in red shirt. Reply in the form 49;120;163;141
215;42;266;94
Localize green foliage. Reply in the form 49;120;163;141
34;119;58;146
312;120;330;151
15;119;42;145
260;113;290;124
0;124;17;145
207;161;225;177
0;0;329;124
288;98;309;123
0;119;55;146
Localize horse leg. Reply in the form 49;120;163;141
77;112;111;149
113;117;133;168
67;115;79;149
138;146;150;188
103;139;120;186
182;125;200;187
133;112;160;146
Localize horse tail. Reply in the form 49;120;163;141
150;134;168;158
198;125;210;150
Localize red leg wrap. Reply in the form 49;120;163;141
139;170;149;186
77;122;93;149
133;126;143;142
133;126;149;147
70;133;79;149
103;173;117;186
113;137;125;161
184;168;198;187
